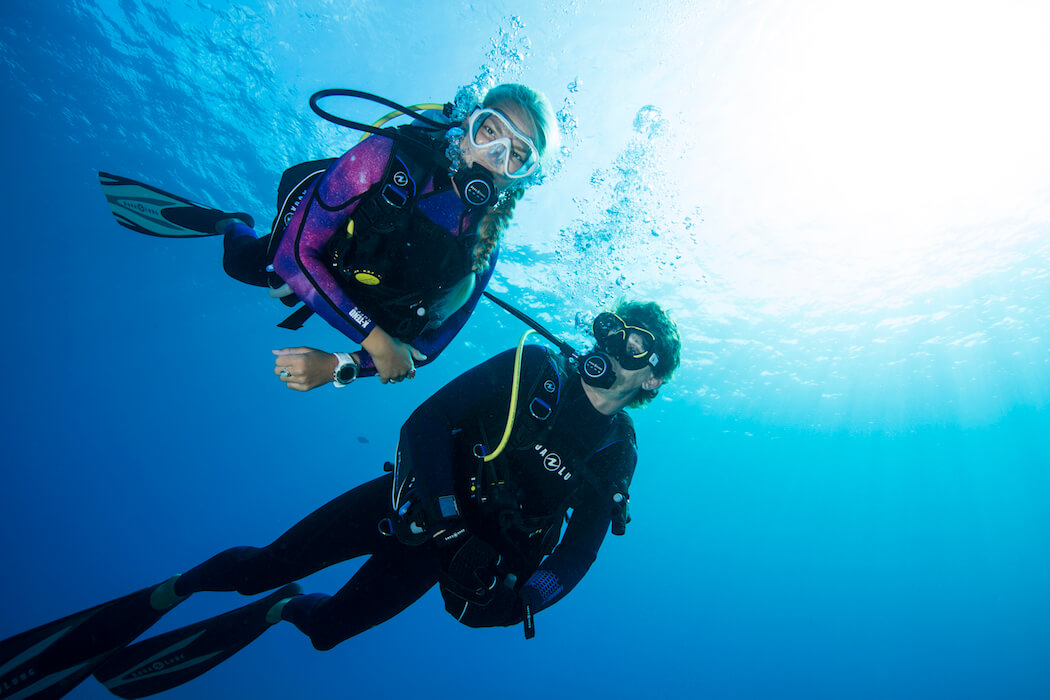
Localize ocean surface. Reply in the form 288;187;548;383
2;1;1048;699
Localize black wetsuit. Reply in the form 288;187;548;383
174;346;636;649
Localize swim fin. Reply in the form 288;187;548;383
98;171;255;238
94;583;302;699
0;582;180;700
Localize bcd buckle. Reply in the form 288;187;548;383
529;398;552;420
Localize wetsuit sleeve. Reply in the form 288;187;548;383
353;350;378;377
409;247;500;366
519;441;637;614
396;345;547;520
272;136;393;343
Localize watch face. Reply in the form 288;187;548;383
337;365;356;382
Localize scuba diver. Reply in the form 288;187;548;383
99;83;559;386
0;300;680;699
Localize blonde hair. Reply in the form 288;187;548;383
470;83;559;272
481;83;560;157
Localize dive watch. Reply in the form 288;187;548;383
333;352;359;387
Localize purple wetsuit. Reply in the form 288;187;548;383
271;135;498;376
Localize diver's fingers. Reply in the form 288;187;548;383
409;346;428;361
272;346;318;356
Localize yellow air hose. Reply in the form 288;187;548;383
360;103;448;141
484;329;535;462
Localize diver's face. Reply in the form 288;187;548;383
583;320;657;396
592;312;658;371
460;101;540;190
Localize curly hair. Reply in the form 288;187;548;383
613;299;681;408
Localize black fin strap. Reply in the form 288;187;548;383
277;305;315;330
523;600;535;639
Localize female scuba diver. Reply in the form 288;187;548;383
0;300;682;699
99;83;559;386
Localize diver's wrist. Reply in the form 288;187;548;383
332;352;359;387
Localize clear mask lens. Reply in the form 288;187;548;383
466;108;539;179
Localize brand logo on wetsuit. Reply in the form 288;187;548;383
543;379;556;393
348;307;372;328
393;170;409;187
534;443;571;481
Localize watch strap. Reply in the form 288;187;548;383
333;352;359;387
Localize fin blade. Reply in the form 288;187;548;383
0;585;169;700
94;584;301;699
97;171;253;237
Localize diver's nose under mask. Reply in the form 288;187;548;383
466;108;540;180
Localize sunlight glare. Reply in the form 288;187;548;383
677;0;1050;309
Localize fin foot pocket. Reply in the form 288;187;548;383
148;575;188;612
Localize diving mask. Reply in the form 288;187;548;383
592;312;659;371
466;108;540;180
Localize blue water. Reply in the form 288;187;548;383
2;2;1049;699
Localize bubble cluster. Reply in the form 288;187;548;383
556;105;704;308
551;78;581;173
443;126;466;172
632;105;667;139
459;15;532;108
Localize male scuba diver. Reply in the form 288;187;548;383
99;85;559;387
0;300;680;699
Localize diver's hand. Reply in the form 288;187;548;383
272;347;337;391
361;327;427;384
